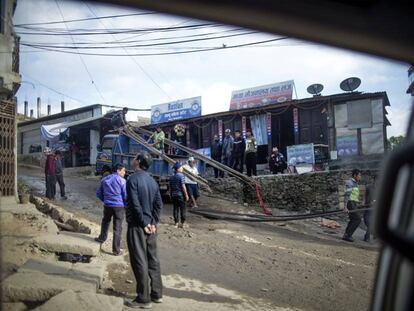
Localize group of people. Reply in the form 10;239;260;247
94;152;200;308
211;129;258;177
44;148;67;200
211;128;288;177
95;152;163;309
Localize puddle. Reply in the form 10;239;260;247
57;252;92;263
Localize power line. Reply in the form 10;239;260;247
54;0;106;105
14;12;159;26
15;23;221;36
22;37;289;57
21;30;258;49
83;2;172;100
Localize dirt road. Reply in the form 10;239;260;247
19;165;378;311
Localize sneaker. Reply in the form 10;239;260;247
94;237;105;243
61;196;68;200
174;222;179;228
364;236;371;242
125;299;152;309
178;223;184;228
151;298;163;303
342;235;354;242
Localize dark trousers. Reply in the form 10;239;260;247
46;174;56;199
221;156;232;177
232;154;244;173
98;206;125;254
344;201;362;238
172;196;186;224
271;163;287;174
55;174;65;197
245;152;257;176
212;157;221;178
127;224;163;303
363;210;372;240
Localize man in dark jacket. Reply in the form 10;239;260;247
125;152;163;309
44;149;56;200
269;147;287;174
232;130;245;173
221;129;234;169
111;107;128;129
210;135;223;178
54;150;67;200
95;163;127;255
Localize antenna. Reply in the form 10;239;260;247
306;83;324;96
340;77;361;92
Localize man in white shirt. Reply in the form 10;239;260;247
183;157;200;208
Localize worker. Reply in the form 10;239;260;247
169;161;189;228
245;129;257;176
183;157;200;208
95;163;127;256
269;147;287;174
54;150;67;200
111;107;128;129
125;152;163;308
44;148;56;200
70;141;79;167
342;169;362;242
221;129;234;170
148;125;165;153
210;135;223;178
232;130;245;173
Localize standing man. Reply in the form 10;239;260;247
95;163;127;256
70;141;79;167
210;135;223;178
232;130;245;173
44;148;56;200
183;157;200;208
126;152;163;309
342;169;362;242
170;162;189;228
148;125;165;153
54;150;67;200
111;107;128;129
221;129;234;170
245;130;257;176
269;147;287;174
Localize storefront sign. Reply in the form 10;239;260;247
287;143;315;165
151;96;202;124
242;116;247;138
266;113;272;137
229;80;294;111
218;119;223;142
337;135;358;156
293;108;299;134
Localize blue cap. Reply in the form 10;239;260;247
173;161;182;170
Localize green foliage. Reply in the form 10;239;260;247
388;135;405;150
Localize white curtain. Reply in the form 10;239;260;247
250;114;268;145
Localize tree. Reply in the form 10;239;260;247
388;135;405;150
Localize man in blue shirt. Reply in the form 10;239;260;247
125;152;163;309
95;163;127;256
170;162;189;228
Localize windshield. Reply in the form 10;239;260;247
101;138;114;150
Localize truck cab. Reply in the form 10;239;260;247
95;134;118;176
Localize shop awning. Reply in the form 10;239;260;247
40;115;103;140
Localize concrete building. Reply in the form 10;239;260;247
144;91;390;169
0;0;20;198
17;104;149;166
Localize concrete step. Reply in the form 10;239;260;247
31;231;101;256
33;290;123;311
18;258;106;288
0;302;27;311
1;271;96;303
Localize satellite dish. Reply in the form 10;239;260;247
340;77;361;92
307;83;324;96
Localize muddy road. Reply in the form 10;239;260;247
19;165;378;311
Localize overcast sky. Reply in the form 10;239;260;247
13;0;412;137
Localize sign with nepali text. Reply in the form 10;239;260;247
151;96;202;124
229;80;294;111
287;143;315;166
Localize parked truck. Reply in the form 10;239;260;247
95;133;205;196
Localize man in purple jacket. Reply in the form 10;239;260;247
95;163;127;256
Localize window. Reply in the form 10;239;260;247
102;138;114;150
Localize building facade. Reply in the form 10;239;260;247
0;0;20;197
